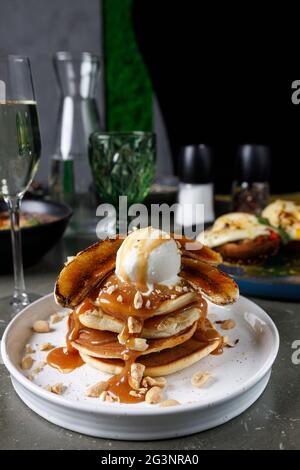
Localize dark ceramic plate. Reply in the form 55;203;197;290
222;253;300;300
0;199;72;274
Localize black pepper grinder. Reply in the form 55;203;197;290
232;144;271;215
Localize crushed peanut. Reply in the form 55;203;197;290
170;295;176;300
128;316;143;334
105;392;120;403
47;382;66;395
40;342;55;351
65;256;75;265
86;381;108;398
106;285;117;295
175;285;183;293
134;291;143;309
160;399;180;408
191;371;211;388
182;286;189;292
21;355;33;370
117;326;128;345
217;319;236;330
126;337;148;352
32;320;50;333
145;299;151;309
25;344;35;354
145;386;163;404
26;375;33;381
99;391;108;401
117;295;123;303
129;363;145;390
50;313;63;324
142;376;167;388
129;390;142;398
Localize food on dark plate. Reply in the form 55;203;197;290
49;227;239;404
0;211;58;230
198;213;280;265
262;200;300;254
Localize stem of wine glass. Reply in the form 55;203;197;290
7;197;29;310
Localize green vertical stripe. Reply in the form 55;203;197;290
102;0;153;131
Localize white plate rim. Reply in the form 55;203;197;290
1;293;280;417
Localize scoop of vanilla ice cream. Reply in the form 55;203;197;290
116;227;181;288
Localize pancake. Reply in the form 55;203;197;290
79;305;204;339
79;318;222;377
80;336;220;377
95;273;199;320
71;321;198;359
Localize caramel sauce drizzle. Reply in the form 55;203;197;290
106;349;144;404
104;317;146;403
46;301;94;373
47;346;84;372
97;274;195;320
193;318;224;355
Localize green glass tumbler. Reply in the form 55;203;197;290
89;132;156;207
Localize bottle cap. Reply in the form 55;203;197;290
235;145;271;183
178;144;213;184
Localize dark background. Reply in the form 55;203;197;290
133;1;300;194
0;0;299;195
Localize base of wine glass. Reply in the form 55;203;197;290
12;291;30;309
0;292;41;338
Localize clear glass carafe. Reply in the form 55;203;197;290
50;52;102;233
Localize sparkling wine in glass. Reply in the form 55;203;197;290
0;55;41;319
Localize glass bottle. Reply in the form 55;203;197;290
49;52;102;233
175;144;215;232
232;144;270;215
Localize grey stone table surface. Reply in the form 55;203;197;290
0;236;300;450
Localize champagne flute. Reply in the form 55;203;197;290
0;55;41;319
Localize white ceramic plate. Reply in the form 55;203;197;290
1;293;279;440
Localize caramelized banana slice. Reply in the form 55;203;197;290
55;238;123;308
172;235;222;265
180;257;239;305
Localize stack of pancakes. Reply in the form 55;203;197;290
54;232;238;402
70;273;223;378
